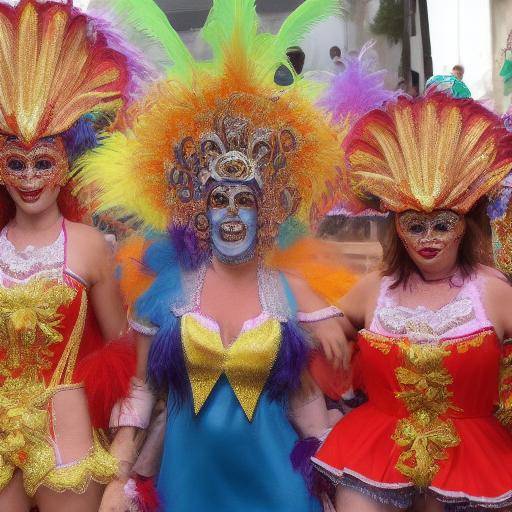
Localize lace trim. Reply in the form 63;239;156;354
129;318;158;336
297;306;343;323
0;226;65;284
313;458;512;509
171;265;291;321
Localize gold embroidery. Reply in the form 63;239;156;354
393;410;459;488
0;279;76;380
392;340;460;487
182;314;281;420
0;376;55;494
362;330;399;355
497;350;512;427
455;330;488;354
50;290;87;386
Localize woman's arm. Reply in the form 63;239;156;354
66;222;127;340
99;333;155;512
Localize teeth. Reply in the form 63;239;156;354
220;221;246;242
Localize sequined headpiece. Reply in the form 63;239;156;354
77;0;344;251
344;94;512;214
0;0;130;145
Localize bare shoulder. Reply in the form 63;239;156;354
347;270;382;298
65;221;114;282
477;264;509;283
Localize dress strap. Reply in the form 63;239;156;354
459;274;491;329
369;275;394;332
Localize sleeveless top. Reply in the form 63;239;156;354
313;273;512;510
0;221;116;496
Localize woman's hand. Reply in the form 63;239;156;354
99;479;131;512
304;317;353;370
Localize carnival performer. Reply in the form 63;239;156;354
310;93;512;511
0;1;151;510
75;1;359;510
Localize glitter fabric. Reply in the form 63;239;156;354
344;94;512;214
181;313;281;420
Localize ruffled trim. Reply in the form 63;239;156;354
34;431;118;495
312;458;512;510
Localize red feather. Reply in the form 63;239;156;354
135;476;162;512
75;335;136;429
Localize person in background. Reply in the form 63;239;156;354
330;45;345;74
452;64;465;81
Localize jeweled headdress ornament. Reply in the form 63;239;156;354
76;0;345;250
344;94;512;214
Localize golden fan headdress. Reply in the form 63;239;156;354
0;0;129;144
345;94;512;213
76;0;345;243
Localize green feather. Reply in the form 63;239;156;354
276;0;345;55
201;0;258;58
106;0;194;79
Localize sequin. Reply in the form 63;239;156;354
181;313;281;420
0;278;76;380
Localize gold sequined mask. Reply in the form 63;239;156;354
397;210;465;254
0;137;68;192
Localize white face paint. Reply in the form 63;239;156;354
207;184;258;265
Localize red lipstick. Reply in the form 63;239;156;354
17;188;43;203
418;248;440;259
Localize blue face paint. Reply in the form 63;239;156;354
207;184;258;265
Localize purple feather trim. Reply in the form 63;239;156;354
266;322;308;402
319;41;399;126
147;318;190;407
291;437;322;493
169;225;210;271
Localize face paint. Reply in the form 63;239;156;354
0;137;68;203
397;210;464;261
207;184;258;265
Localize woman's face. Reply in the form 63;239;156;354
207;183;258;265
0;136;68;216
396;210;465;275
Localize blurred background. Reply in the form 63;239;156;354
152;0;512;112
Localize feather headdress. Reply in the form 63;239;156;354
344;93;512;214
76;0;345;245
0;0;133;144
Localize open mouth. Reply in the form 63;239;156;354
16;188;43;203
220;221;247;242
418;247;440;260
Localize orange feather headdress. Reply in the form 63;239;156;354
344;94;512;214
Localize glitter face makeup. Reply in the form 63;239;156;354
397;210;465;262
0;137;68;203
207;184;258;265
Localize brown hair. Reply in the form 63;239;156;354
381;199;492;288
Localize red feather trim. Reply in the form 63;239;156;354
135;476;162;512
75;335;136;429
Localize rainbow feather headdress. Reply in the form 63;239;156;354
0;0;137;145
344;94;512;214
76;0;345;249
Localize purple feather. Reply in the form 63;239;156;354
169;225;210;271
291;437;322;492
266;322;308;402
319;42;399;126
87;12;160;99
61;116;98;162
147;318;190;408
